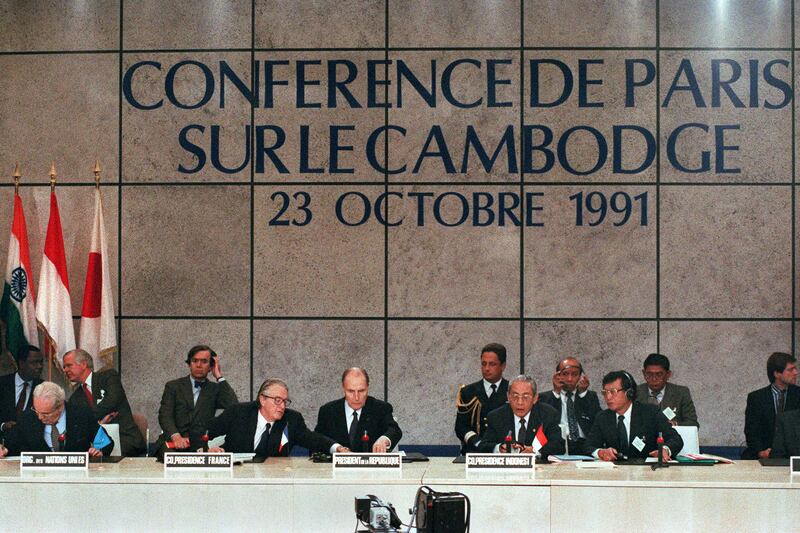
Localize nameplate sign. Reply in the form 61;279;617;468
164;452;233;470
465;453;536;472
20;452;89;470
333;453;402;470
791;456;800;475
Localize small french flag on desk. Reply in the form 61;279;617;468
278;425;289;453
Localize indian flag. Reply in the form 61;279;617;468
0;192;38;359
79;187;116;371
36;191;75;365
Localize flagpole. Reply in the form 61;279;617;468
93;160;101;189
47;162;57;382
13;163;20;195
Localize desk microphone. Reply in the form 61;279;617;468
504;431;513;453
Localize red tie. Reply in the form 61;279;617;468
83;383;94;404
15;382;28;417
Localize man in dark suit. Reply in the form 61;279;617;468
479;375;564;458
743;352;800;459
157;345;238;453
455;343;510;454
63;349;145;456
0;346;43;436
635;353;698;427
207;378;346;458
315;367;402;453
586;370;682;461
538;357;601;454
771;409;800;458
0;382;113;457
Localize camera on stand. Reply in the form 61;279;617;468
354;487;470;533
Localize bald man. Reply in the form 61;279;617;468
315;368;402;453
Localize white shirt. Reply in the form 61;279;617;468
592;403;632;459
331;402;391;454
189;377;204;405
14;373;33;410
483;379;501;398
647;385;665;404
559;390;586;439
492;411;532;453
43;408;68;450
253;411;272;451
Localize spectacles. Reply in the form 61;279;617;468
600;388;627;397
509;393;533;402
33;404;62;417
261;394;292;407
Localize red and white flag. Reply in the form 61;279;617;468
79;187;116;371
36;191;75;366
532;424;548;453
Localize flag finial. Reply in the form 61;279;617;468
49;161;56;191
13;163;20;193
93;160;101;188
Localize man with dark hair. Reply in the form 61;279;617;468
314;367;402;453
0;345;43;437
455;343;509;454
64;348;145;456
539;357;601;453
207;378;346;458
743;352;800;459
585;370;682;461
156;345;237;454
635;353;698;427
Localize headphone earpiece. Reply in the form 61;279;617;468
621;371;637;400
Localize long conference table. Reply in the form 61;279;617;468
0;456;798;532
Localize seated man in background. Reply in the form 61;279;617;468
0;381;113;457
455;343;510;454
539;357;601;453
207;378;348;458
743;352;800;459
315;367;402;453
156;345;238;454
479;375;564;458
586;371;682;462
635;353;698;427
63;349;145;456
0;346;43;436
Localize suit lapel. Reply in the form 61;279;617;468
268;418;286;455
628;405;641;446
338;399;350;439
183;378;199;421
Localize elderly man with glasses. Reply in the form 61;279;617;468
206;378;347;459
0;382;113;458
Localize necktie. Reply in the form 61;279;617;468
489;383;497;398
617;415;629;455
15;382;28;417
51;424;61;452
255;423;271;456
517;418;526;445
566;392;579;440
348;411;359;450
83;383;94;404
648;391;660;406
777;389;786;413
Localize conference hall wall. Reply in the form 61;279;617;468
0;1;794;448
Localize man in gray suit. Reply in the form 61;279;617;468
635;353;698;427
156;345;238;453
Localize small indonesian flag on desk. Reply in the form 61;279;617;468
532;424;548;453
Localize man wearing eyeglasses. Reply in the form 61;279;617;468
207;378;346;458
586;371;682;462
478;375;564;457
0;381;113;457
635;353;698;427
538;357;601;453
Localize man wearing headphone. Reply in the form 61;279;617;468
585;370;682;461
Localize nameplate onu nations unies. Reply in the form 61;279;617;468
333;453;402;470
20;452;89;470
465;453;536;472
163;452;233;470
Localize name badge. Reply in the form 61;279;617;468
791;456;800;475
632;436;646;452
333;453;402;470
465;453;535;471
662;407;677;420
164;452;233;470
20;452;88;470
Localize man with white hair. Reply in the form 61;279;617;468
0;382;114;457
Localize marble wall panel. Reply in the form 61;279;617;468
255;0;384;48
387;320;521;444
0;1;119;52
660;186;791;318
524;320;657;391
253;185;384;317
123;0;251;50
120;318;251;436
387;185;520;318
660;51;792;183
524;185;656;318
660;320;791;446
0;54;118;184
122;52;251;182
388;0;520;48
386;51;520;183
121;185;250;316
524;51;657;183
252;51;387;183
252;319;384;430
525;0;656;48
661;0;790;48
